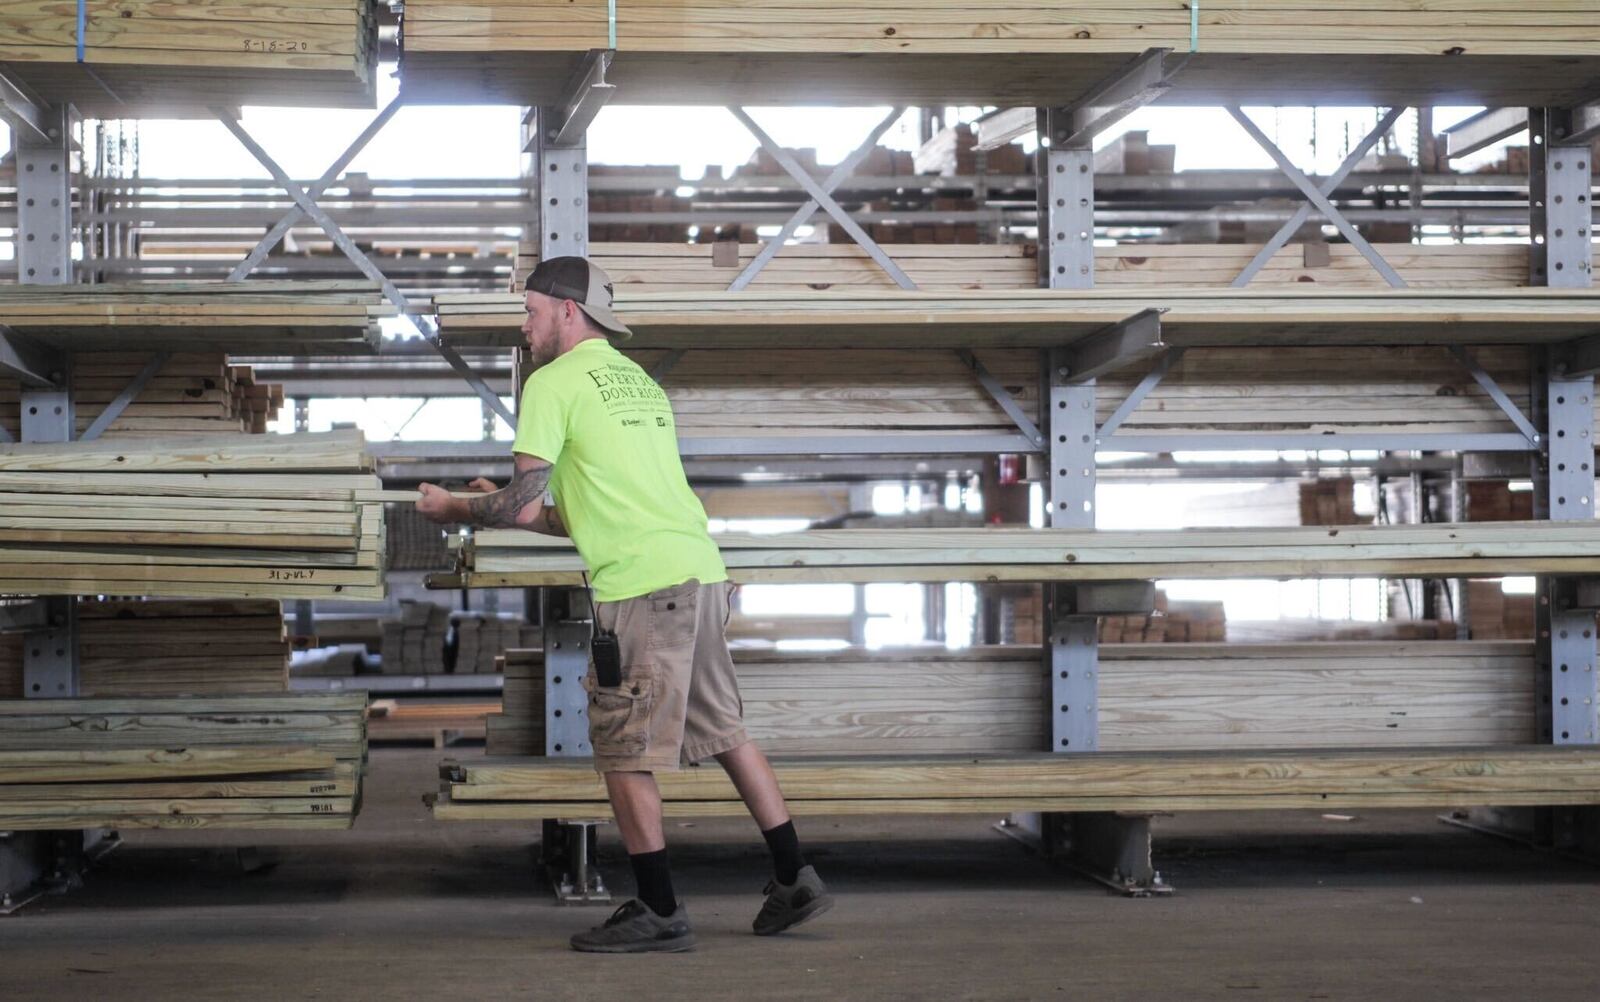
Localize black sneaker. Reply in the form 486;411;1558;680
752;865;834;936
570;899;696;954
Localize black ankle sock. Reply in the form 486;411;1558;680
629;848;677;917
761;820;806;885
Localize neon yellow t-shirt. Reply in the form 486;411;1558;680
511;338;726;602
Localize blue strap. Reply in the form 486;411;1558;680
608;0;617;48
76;0;87;61
1189;1;1199;52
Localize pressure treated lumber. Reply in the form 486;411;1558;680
400;1;1600;107
561;242;1569;294
0;353;285;441
433;288;1600;351
486;642;1539;757
0;430;387;600
0;282;392;355
0;599;292;698
432;745;1600;820
0;1;379;115
0;692;366;829
445;522;1600;588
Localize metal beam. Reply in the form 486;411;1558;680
728;106;918;291
1060;309;1165;383
533;49;616;150
1051;48;1184;150
1556;98;1600;146
1556;334;1600;379
1228;106;1407;289
678;434;1038;457
1445;107;1528;159
0;325;65;388
0;67;50;143
0;601;48;633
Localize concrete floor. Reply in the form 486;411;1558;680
3;747;1597;1001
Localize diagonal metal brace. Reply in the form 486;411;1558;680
1098;346;1182;440
80;352;171;443
1061;308;1166;384
1227;106;1407;289
1446;345;1541;445
957;350;1045;449
730;105;906;292
728;107;918;291
1233;107;1406;286
527;49;616;150
229;96;405;283
213;108;515;429
1444;107;1528;160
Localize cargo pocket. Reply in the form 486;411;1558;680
648;582;699;650
586;664;655;758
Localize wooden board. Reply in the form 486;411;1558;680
0;282;392;356
399;3;1600;106
487;642;1539;757
434;287;1600;350
0;693;366;830
454;522;1600;587
433;745;1600;820
0;1;379;115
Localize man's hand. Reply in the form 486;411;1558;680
416;482;465;525
467;478;499;494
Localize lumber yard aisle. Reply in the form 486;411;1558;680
3;0;1600;996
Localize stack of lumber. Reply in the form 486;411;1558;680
0;1;379;115
1299;479;1364;526
379;601;449;674
1466;580;1538;640
0;599;291;698
444;522;1600;588
485;647;544;756
0;692;366;830
516;243;1563;293
399;1;1600;107
0;282;392;355
452;614;539;675
0;429;388;600
1466;481;1536;522
434;288;1600;350
1;354;285;441
482;642;1538;756
433;745;1600;820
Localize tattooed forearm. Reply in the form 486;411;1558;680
465;464;551;528
538;506;569;537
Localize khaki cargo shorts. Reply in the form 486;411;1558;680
585;578;749;774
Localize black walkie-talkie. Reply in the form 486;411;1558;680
592;627;622;688
586;574;622;688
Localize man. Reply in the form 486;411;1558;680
417;257;832;953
